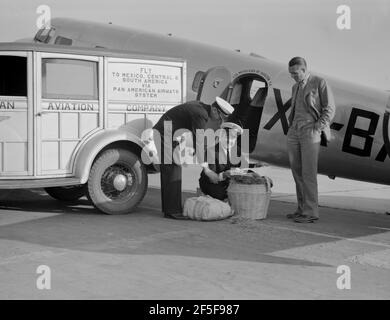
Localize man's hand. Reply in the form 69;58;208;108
222;170;232;179
313;121;322;132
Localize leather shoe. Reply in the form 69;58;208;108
164;213;189;220
286;212;303;219
293;215;319;223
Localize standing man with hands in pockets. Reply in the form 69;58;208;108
286;57;336;223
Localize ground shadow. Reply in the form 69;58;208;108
1;188;389;267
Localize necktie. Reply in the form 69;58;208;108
294;81;303;108
290;81;303;125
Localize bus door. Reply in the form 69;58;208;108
35;52;103;176
0;51;33;177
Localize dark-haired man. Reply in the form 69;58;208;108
287;57;336;223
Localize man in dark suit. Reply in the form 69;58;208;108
153;98;233;219
287;57;336;223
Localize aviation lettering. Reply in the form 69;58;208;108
342;108;379;157
0;100;15;109
47;102;95;111
263;88;291;134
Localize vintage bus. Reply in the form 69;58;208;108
0;42;186;214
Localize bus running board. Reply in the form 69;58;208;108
0;177;82;189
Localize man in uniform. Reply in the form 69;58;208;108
153;98;233;219
199;121;244;201
286;57;336;223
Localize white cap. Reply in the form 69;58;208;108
215;97;234;115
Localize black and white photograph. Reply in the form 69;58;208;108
0;0;389;306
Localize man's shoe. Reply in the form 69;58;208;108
286;212;304;219
293;215;319;223
164;213;189;220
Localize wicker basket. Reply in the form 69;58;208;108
227;178;272;220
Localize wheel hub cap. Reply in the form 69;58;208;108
101;163;136;200
113;174;127;191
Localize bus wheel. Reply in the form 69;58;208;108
45;185;86;201
87;149;148;215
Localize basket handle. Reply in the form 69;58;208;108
264;176;271;192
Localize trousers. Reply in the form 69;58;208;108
160;163;182;214
158;132;183;215
199;175;229;201
287;122;321;218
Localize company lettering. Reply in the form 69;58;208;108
126;104;167;113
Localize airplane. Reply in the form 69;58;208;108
30;17;390;187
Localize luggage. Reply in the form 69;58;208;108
227;174;272;220
183;196;233;221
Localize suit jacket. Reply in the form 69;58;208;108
288;74;336;142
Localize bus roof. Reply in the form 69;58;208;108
0;42;186;63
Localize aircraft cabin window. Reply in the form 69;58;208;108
54;36;73;46
192;71;205;92
0;56;27;97
42;58;98;100
250;79;266;100
34;27;55;43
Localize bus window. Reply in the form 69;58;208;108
42;59;98;100
0;56;27;97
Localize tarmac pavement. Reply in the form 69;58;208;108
0;166;389;299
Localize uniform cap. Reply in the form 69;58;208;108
215;97;234;115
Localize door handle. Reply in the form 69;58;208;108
36;111;49;117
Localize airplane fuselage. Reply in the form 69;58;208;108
35;18;390;185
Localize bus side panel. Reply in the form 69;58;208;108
105;57;185;134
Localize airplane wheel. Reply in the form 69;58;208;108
45;185;86;201
87;149;148;215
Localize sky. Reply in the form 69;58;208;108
0;0;389;90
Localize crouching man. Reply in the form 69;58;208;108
199;121;244;200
